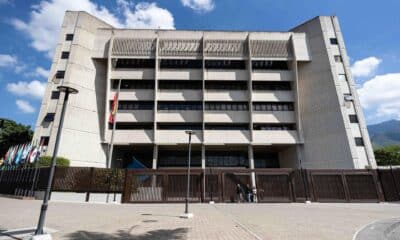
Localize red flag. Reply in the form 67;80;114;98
109;93;118;124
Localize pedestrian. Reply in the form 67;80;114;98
236;184;243;203
245;184;252;202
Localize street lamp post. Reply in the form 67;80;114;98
182;130;194;218
34;85;78;237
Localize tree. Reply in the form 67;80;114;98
374;145;400;166
0;118;33;157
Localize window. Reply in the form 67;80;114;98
111;80;154;90
344;93;353;101
61;51;70;59
159;80;202;90
157;123;202;130
205;124;249;130
65;34;74;41
253;123;296;130
338;74;347;82
205;102;249;111
330;38;338;45
252;60;289;70
158;149;201;167
115;59;155;68
254;152;279;168
355;137;364;146
108;122;153;130
205;60;246;69
206;151;248;168
50;91;60;99
43;113;55;122
160;59;202;69
253;102;294;111
55;71;65;79
252;81;291;91
334;55;343;63
205;81;247;90
39;136;50;146
349;115;358;123
158;101;203;111
114;101;154;110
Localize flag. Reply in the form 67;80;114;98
109;93;118;124
28;146;39;164
4;146;12;164
9;145;18;164
14;144;25;165
21;143;32;163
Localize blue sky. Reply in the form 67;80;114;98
0;0;399;127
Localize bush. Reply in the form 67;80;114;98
374;145;400;166
37;156;70;167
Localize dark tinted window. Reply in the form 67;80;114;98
61;51;70;59
355;137;364;146
160;59;202;69
206;151;248;167
205;81;247;90
55;71;65;79
115;59;155;68
252;60;289;70
111;80;154;90
252;81;291;91
205;124;249;130
115;101;154;110
254;152;279;168
334;55;343;62
253;123;296;130
330;38;338;45
253;102;294;111
205;60;246;69
65;34;74;41
43;113;55;122
50;91;60;99
159;80;202;90
108;122;153;130
205;102;248;111
349;115;358;123
158;150;201;167
158;101;202;111
157;123;202;130
40;136;50;146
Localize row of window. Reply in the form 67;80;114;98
114;59;290;70
114;101;295;111
111;80;291;91
108;122;296;131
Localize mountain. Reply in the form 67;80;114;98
367;119;400;148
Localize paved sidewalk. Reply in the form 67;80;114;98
0;197;399;239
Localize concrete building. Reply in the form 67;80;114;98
33;11;376;173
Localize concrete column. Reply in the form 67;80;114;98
248;145;257;202
201;145;206;169
152;144;158;169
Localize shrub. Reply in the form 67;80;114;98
37;156;70;167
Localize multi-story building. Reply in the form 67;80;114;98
33;11;376;175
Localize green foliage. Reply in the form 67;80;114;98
374;145;400;166
0;119;33;157
37;156;70;167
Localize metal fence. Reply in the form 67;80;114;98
0;167;399;203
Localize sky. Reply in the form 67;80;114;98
0;0;399;128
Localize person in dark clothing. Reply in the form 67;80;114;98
245;184;252;202
236;184;244;203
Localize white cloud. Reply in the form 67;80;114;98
358;73;400;120
0;54;17;67
7;80;46;99
181;0;214;12
351;57;382;78
16;100;35;113
35;67;50;78
11;0;175;58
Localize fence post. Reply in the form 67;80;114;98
85;167;94;202
341;171;351;202
121;169;131;203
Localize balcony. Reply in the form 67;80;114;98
252;70;293;81
157;110;202;122
205;90;248;101
205;69;248;81
110;90;154;101
204;130;250;144
111;69;154;79
205;111;249;123
108;130;153;144
252;90;294;102
158;69;202;80
252;130;299;144
116;110;154;122
252;111;295;123
157;130;203;144
158;90;202;101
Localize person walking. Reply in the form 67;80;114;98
245;184;252;202
236;184;243;203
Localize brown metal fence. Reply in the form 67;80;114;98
0;167;398;203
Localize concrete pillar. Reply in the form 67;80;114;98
248;145;257;202
152;144;158;169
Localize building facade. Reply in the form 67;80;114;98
33;11;376;173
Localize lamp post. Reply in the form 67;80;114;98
34;85;78;237
182;130;194;218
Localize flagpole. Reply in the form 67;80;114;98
106;79;121;203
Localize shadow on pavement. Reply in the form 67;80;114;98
64;227;189;240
